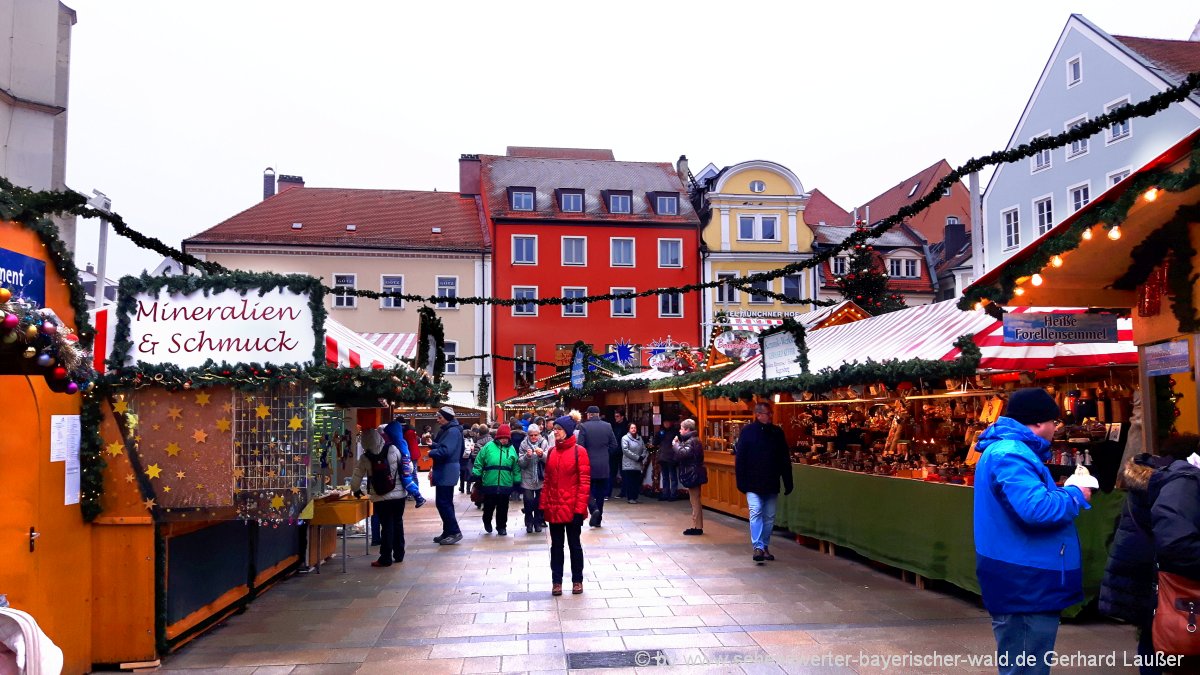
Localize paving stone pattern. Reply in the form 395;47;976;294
134;486;1138;674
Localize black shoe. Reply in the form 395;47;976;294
433;534;447;543
753;548;766;563
589;514;601;528
527;525;534;534
438;533;463;545
683;528;703;536
534;524;543;533
483;522;493;534
764;548;775;561
497;529;507;536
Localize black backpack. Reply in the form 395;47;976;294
367;447;396;495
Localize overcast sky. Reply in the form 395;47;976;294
63;1;1199;279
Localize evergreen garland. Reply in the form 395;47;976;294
477;373;491;408
416;306;446;380
561;365;732;399
1110;203;1200;333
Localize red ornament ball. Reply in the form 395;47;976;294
52;366;68;380
1174;407;1182;417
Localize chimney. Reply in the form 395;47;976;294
86;263;95;274
944;219;967;258
676;155;690;186
277;174;305;193
459;154;481;196
263;167;276;200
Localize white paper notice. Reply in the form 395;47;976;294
50;415;80;463
64;449;80;505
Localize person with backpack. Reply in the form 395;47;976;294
350;427;421;567
472;424;521;535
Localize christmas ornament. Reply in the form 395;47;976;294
1;331;16;344
23;346;35;358
39;321;57;336
1;312;16;330
25;325;38;340
66;382;79;394
36;353;52;367
52;366;68;380
0;288;10;302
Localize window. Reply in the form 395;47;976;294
1069;183;1091;213
562;236;586;266
512;235;537;265
656;195;678;215
610;238;635;267
1002;208;1020;250
736;215;779;241
748;279;772;304
436;276;457;308
511;190;534;211
749;180;765;193
1034;196;1054;236
659;291;682;317
905;259;919;278
560;190;583;212
1066;116;1088;159
907;182;920;198
716;272;738;303
658;239;682;267
380;275;404;309
943;186;952;197
1031;132;1052;173
514;345;536;390
443;341;458;374
946;216;960;226
1106;97;1131;143
562;287;586;317
608;193;631;213
1108;168;1132;187
888;259;902;277
783;275;805;302
333;273;357;308
1067;55;1081;87
611;287;635;317
832;256;848;277
512;286;537;316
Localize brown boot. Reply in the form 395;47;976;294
552;584;562;596
572;582;583;595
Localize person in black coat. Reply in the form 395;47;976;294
734;403;794;563
1100;434;1200;674
578;406;618;527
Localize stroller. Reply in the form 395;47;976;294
0;601;63;675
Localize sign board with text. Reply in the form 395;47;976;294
124;287;317;369
0;247;46;306
762;330;804;380
1002;313;1118;344
1145;340;1191;377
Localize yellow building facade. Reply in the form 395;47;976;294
700;160;818;344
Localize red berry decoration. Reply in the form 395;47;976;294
53;366;68;380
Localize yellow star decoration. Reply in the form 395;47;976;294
255;404;271;419
192;429;208;444
165;442;181;457
195;391;212;406
146;464;163;479
222;402;232;413
270;495;284;509
152;423;161;431
176;470;186;480
142;498;156;510
287;401;295;408
175;423;184;431
195;483;205;490
124;473;135;483
290;486;301;494
113;400;129;414
288;415;303;431
216;418;231;433
233;468;245;478
167;406;183;421
267;469;277;478
163;486;172;493
106;441;124;457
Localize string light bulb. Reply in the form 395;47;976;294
1031;274;1044;287
1108;225;1122;241
1051;255;1064;268
973;302;983;312
1013;287;1026;296
1081;228;1094;241
1143;187;1159;202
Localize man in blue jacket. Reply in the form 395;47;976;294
974;388;1092;674
428;406;464;545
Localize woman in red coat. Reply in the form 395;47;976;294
541;415;591;596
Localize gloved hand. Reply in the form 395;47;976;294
572;512;585;527
352;490;363;499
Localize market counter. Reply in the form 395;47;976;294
777;464;1123;617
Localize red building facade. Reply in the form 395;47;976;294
462;149;701;401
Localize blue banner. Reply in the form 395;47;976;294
1002;313;1118;344
570;347;585;390
1145;340;1191;377
0;247;46;306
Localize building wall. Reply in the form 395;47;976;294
492;222;700;400
185;246;487;399
981;18;1200;273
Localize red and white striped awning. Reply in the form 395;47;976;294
721;317;784;333
90;308;399;372
360;332;418;360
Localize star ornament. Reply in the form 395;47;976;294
113;400;129;414
192;428;208;444
270;495;285;509
146;464;163;479
255;404;271;419
216;418;231;433
165;442;182;457
176;470;187;480
195;391;212;407
288;415;303;431
106;441;124;457
142;498;156;510
167;406;183;421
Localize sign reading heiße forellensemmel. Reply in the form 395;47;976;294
1002;313;1119;344
125;287;317;369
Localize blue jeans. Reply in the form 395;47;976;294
659;462;679;499
746;492;778;550
990;611;1059;675
435;485;460;537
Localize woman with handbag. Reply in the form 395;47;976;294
519;423;551;533
621;423;648;504
1147;435;1200;667
675;419;707;536
540;415;591;596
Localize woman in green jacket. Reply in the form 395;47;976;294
472;424;521;535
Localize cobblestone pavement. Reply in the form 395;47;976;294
146;486;1137;674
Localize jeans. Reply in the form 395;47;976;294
435;485;460;537
549;521;584;584
990;611;1059;675
659;462;679;499
746;492;778;550
588;479;609;523
370;513;380;544
482;493;509;531
523;488;544;528
621;469;642;501
374;498;406;563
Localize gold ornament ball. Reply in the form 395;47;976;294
25;325;39;340
23;346;36;358
0;288;10;302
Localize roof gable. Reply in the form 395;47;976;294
853;159;951;224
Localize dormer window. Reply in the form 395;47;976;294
558;189;584;213
749;180;766;193
650;193;679;216
604;190;632;214
508;187;535;211
907;182;920;198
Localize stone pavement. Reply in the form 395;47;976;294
148;487;1137;675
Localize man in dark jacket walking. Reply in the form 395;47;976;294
973;388;1092;674
579;405;618;527
428;406;464;544
654;419;680;500
734;403;794;563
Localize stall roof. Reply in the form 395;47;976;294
717;300;869;334
361;332;418;360
715;300;1137;386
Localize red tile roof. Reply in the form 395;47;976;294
478;155;700;224
1114;35;1200;87
853;159;950;227
803;188;853;226
184;188;489;251
506;147;616;161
